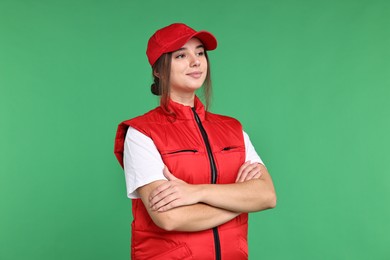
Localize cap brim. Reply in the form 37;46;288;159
191;31;218;51
163;30;217;54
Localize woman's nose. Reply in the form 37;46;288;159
190;55;200;67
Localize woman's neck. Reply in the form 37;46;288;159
170;92;195;107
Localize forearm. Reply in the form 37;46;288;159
147;202;239;232
198;174;276;212
150;164;276;214
138;180;239;232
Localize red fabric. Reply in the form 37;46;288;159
114;97;249;259
146;23;217;66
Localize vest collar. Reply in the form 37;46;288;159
164;96;206;121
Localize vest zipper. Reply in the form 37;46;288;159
192;108;221;260
192;109;217;183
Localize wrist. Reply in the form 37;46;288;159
196;184;208;203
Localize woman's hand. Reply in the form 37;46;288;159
149;167;201;212
149;162;267;212
235;161;264;183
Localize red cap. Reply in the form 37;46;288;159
146;23;217;66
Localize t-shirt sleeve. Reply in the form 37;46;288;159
243;131;265;166
123;126;166;199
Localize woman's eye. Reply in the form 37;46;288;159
175;54;185;59
197;51;204;56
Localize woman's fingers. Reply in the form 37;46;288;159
149;181;171;200
151;190;179;212
244;167;262;181
236;162;263;183
149;169;199;212
236;161;256;182
235;161;252;182
163;166;177;181
149;167;181;204
149;183;193;212
251;171;263;180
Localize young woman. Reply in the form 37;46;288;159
114;23;276;260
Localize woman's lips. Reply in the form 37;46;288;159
186;72;202;79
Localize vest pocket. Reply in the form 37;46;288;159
219;145;245;153
163;149;198;155
238;236;249;258
221;146;239;151
148;243;193;260
214;145;245;184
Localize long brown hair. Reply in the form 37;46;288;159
150;51;212;113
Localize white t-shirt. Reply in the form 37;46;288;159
124;126;264;198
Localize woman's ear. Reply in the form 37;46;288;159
153;69;160;78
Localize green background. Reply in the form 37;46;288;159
1;0;389;259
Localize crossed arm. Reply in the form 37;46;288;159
137;161;276;232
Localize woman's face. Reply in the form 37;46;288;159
169;37;208;97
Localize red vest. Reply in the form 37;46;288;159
114;97;248;259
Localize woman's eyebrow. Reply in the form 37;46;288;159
174;45;205;52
